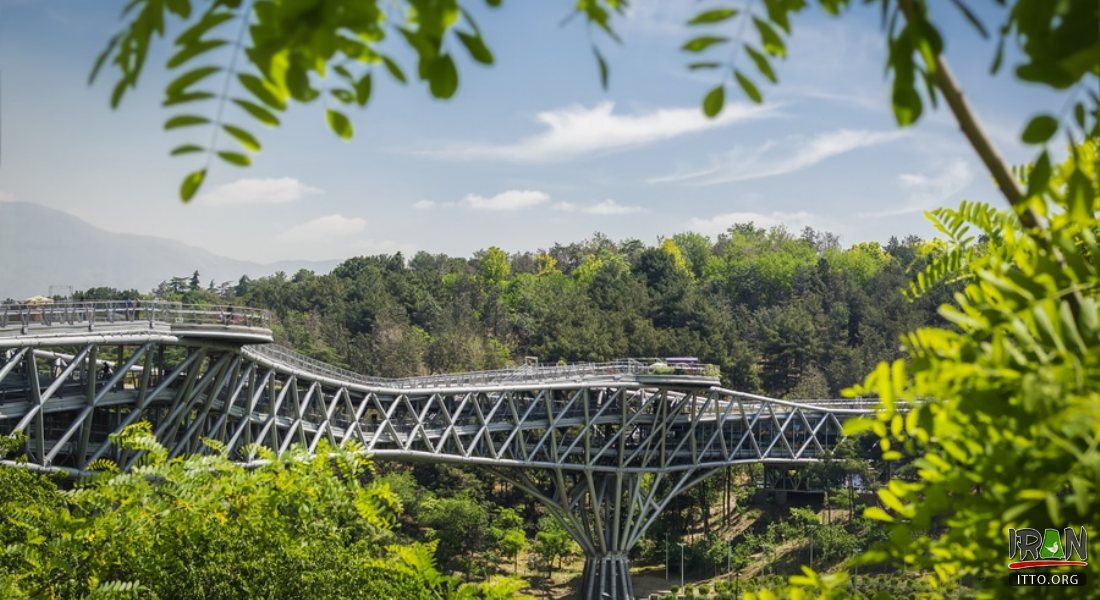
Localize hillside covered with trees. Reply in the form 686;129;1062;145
130;225;951;401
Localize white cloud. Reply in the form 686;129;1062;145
198;177;323;206
431;101;775;163
412;200;441;211
860;160;973;218
460;190;549;211
552;199;646;215
651;129;907;185
687;211;839;237
277;214;367;243
621;0;699;36
0;191;14;203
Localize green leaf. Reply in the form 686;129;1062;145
176;11;235;47
681;36;729;53
752;19;786;57
285;66;319;102
734;70;762;103
110;79;130;109
764;2;792;33
164;115;210;130
354;73;373;106
166;39;227;69
687;8;738;26
222;124;261;152
89;34;120;85
382;56;407;84
166;0;190;19
163;91;215;107
864;506;894;522
990;36;1005;74
1020;114;1058;145
238;74;286;110
948;0;988;38
330;88;355;104
232;98;280;126
427;54;459;99
1025;151;1051;197
326;109;354;140
702;85;725;118
170;144;204;156
594;48;609;90
688;62;722;71
217;151;251;167
180;169;207;202
1073;102;1087;129
166;66;222;97
456;31;494;65
891;86;922;126
744;45;777;83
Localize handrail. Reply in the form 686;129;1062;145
0;300;271;330
247;344;720;390
1;301;719;388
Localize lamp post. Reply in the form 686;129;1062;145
665;533;669;582
851;547;862;594
678;542;687;590
726;544;731;585
808;525;815;570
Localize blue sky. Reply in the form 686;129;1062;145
0;1;1068;263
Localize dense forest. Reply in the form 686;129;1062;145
122;225;950;400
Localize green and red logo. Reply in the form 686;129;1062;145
1008;527;1088;569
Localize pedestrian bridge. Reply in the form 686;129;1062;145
0;300;876;600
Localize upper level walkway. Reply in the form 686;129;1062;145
0;300;725;390
0;300;273;344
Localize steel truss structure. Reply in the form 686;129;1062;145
0;301;872;600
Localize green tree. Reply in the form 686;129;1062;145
0;423;532;599
478;246;511;287
421;494;492;572
671;232;713;280
499;528;527;575
532;515;574;579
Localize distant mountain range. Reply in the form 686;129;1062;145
0;202;340;300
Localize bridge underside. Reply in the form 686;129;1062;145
0;334;863;600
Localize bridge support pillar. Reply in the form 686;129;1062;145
581;553;634;600
495;467;714;600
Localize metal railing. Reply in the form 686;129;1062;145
0;300;271;331
0;301;720;389
248;345;720;390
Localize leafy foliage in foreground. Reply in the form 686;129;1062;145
0;423;531;600
750;146;1100;599
94;0;1097;200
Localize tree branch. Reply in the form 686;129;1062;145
897;0;1040;230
